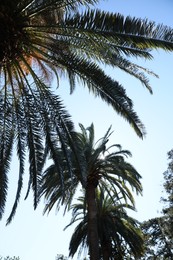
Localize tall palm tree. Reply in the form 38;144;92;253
2;0;173;222
65;187;144;259
40;123;142;260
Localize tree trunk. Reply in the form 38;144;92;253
101;241;111;260
86;182;99;260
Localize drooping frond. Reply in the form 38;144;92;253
40;163;79;214
1;71;77;223
65;187;144;258
0;101;14;219
6;100;26;225
55;53;146;137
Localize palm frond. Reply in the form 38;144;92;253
41;164;78;214
6;92;27;224
0;64;15;218
55;53;146;138
65;10;173;52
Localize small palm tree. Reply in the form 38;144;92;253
40;123;142;260
2;0;173;222
65;187;144;259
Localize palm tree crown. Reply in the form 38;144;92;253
1;0;173;222
65;187;144;259
40;123;142;212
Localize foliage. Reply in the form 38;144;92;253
161;150;173;240
65;187;144;259
2;0;173;223
141;150;173;259
142;217;173;259
55;254;68;260
0;257;20;260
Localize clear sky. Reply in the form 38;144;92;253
1;0;173;259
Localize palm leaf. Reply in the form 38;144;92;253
65;10;173;52
0;103;14;219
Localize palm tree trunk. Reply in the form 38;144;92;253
101;242;111;260
86;182;99;260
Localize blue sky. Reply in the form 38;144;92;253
1;0;173;259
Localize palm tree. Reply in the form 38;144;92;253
2;0;173;223
40;123;142;260
65;187;144;259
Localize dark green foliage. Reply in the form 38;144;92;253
141;150;173;259
0;257;20;260
55;254;68;260
162;150;173;239
142;217;173;259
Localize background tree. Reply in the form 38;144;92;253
0;257;20;260
141;149;173;259
142;217;173;259
55;254;68;260
161;149;173;241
